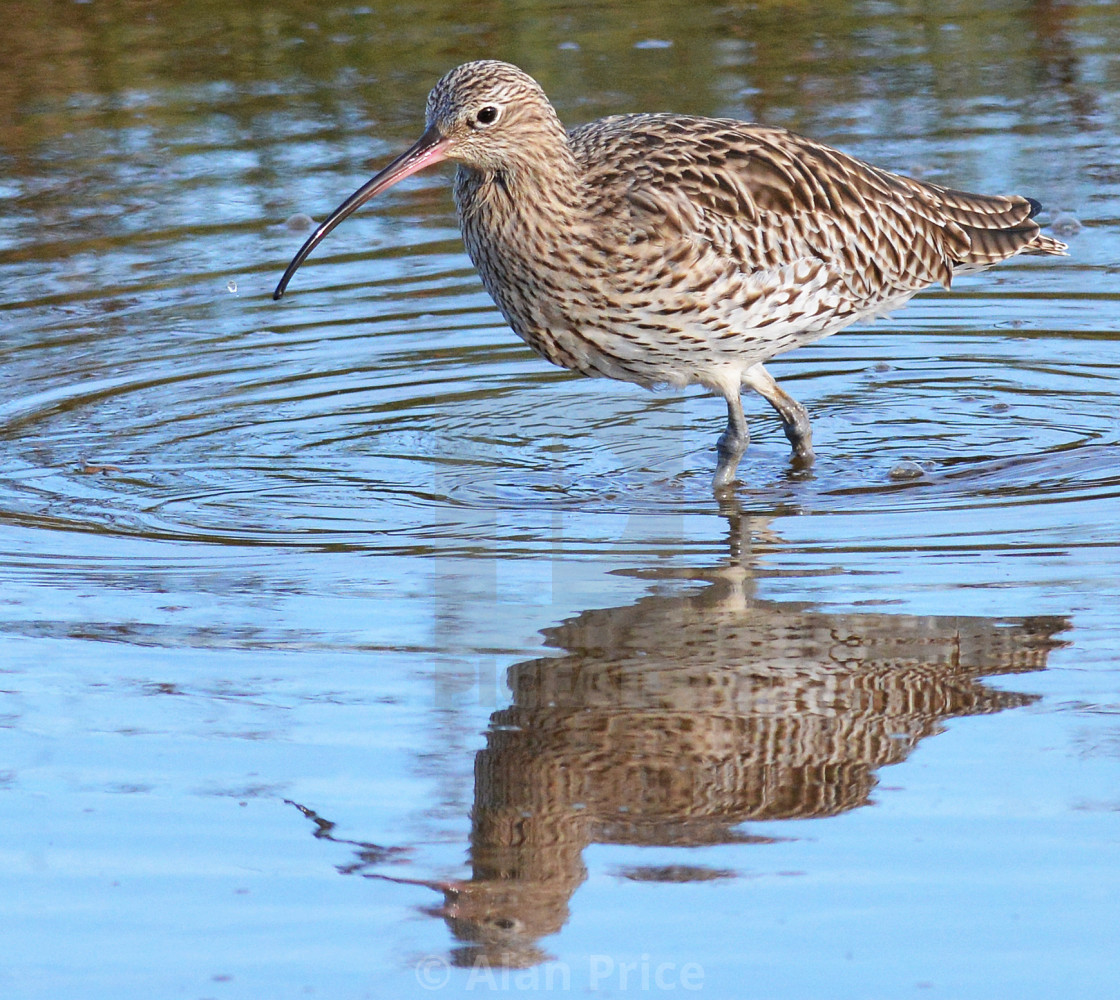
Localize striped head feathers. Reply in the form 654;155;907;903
424;60;569;174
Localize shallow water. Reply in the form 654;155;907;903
2;1;1119;997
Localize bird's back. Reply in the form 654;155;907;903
570;113;1064;303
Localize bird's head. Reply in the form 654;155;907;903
273;61;563;299
422;60;563;173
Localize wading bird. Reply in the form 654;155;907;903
274;60;1067;490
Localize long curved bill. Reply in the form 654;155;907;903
273;125;451;300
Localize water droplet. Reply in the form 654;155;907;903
1050;213;1082;237
285;212;315;232
226;280;238;293
889;461;925;481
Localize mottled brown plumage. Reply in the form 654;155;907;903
275;60;1067;489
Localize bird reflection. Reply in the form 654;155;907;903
291;511;1068;969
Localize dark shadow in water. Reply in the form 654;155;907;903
289;508;1069;968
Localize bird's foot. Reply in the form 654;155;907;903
713;430;748;491
712;462;740;491
781;414;815;464
788;439;815;468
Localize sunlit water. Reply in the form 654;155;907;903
2;2;1119;998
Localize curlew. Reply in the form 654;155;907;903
274;60;1067;490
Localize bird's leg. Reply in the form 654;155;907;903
743;363;814;464
713;391;749;490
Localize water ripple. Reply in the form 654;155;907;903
1;275;1116;555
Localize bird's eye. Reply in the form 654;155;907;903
475;105;500;126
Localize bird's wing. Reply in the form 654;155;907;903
571;115;1056;298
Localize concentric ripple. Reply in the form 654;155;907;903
2;256;1118;554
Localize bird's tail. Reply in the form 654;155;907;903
1021;231;1070;256
936;190;1069;267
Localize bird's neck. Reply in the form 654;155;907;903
453;137;584;240
452;140;593;353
